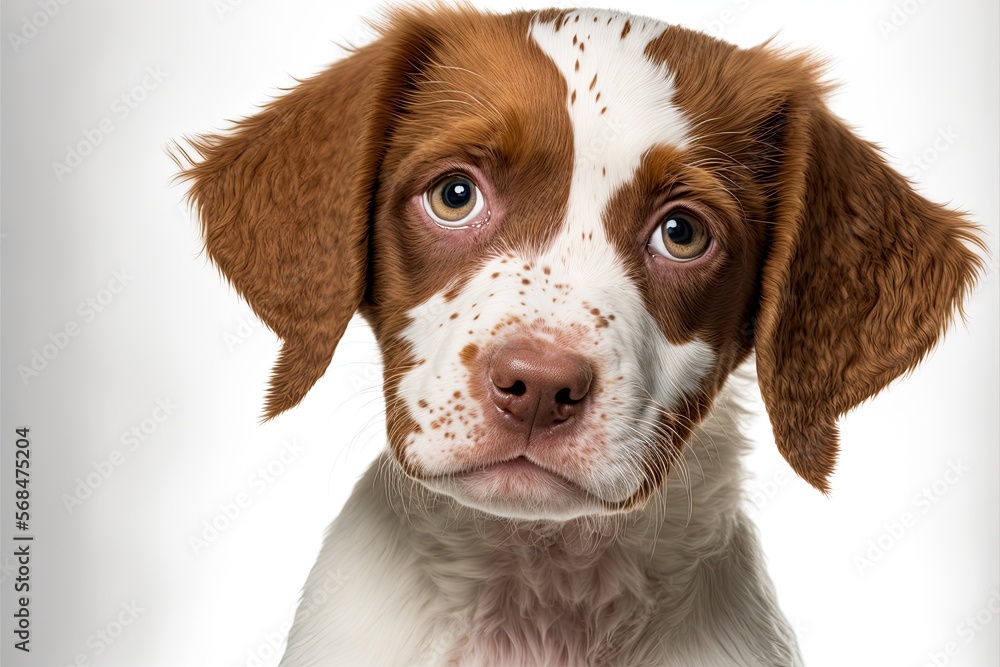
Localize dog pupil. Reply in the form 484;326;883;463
444;181;471;208
665;217;692;244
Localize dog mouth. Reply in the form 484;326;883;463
465;455;583;488
418;455;606;520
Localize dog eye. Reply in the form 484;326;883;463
423;174;486;228
648;211;710;261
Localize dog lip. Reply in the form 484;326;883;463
460;455;590;493
422;454;582;489
478;455;551;475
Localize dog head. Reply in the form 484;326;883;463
180;7;981;520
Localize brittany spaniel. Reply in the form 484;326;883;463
179;6;981;666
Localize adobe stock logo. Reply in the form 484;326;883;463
877;0;932;39
6;0;73;54
51;66;168;182
18;269;135;385
188;439;306;556
853;460;968;574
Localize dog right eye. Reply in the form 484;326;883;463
423;174;488;228
647;210;711;262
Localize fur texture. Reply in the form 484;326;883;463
177;6;982;665
281;381;802;666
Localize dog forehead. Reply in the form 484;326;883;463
523;10;692;265
529;10;690;193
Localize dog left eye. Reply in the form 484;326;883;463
423;174;487;228
647;211;710;261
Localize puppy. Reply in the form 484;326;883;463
180;7;981;666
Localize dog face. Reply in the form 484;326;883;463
181;8;980;520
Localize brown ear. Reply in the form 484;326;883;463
754;71;983;492
175;32;411;419
176;8;486;419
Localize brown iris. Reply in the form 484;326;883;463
650;211;710;261
425;174;481;226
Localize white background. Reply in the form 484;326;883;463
2;1;997;666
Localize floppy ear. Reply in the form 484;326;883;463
754;70;983;492
176;24;429;419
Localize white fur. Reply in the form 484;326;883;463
279;10;802;666
530;9;692;174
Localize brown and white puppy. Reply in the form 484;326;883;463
179;7;981;666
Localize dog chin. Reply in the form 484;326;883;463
418;458;611;522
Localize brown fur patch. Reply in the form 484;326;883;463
644;26;983;491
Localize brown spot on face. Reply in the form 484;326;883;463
589;74;598;90
621;19;631;38
521;278;530;285
600;106;607;115
491;272;500;279
453;390;461;398
574;59;580;72
571;90;577;104
573;35;577;45
418;399;428;408
603;145;760;365
368;9;573;381
449;312;459;320
579;42;585;52
542;266;551;275
595;92;601;102
459;343;479;368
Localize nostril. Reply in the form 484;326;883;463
554;387;583;405
498;380;527;396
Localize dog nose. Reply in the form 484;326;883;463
488;344;593;430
